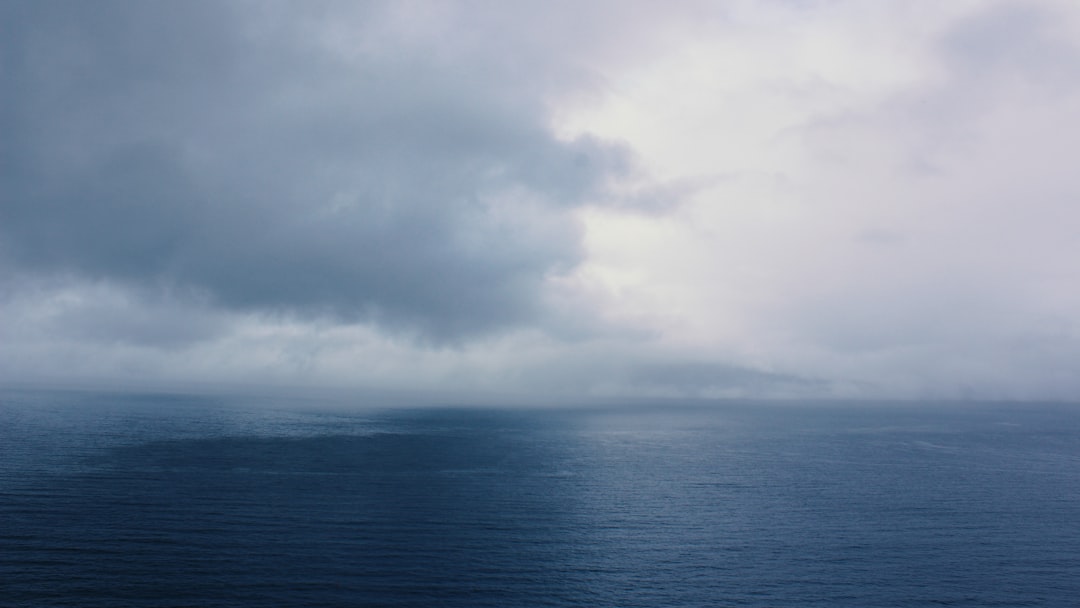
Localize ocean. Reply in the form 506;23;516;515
2;389;1078;606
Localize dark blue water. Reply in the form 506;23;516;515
2;390;1079;606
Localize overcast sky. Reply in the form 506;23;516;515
4;0;1080;401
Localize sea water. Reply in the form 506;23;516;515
2;389;1079;606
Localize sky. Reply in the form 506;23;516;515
3;0;1080;401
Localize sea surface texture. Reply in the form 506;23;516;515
2;390;1079;607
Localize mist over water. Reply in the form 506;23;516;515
3;389;1079;606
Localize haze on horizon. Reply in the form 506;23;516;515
3;0;1080;402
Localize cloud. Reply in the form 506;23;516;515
5;1;1080;401
0;1;633;342
941;1;1080;87
556;0;1080;400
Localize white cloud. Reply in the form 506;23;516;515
558;0;1080;399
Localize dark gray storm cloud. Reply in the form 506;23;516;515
1;1;631;340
